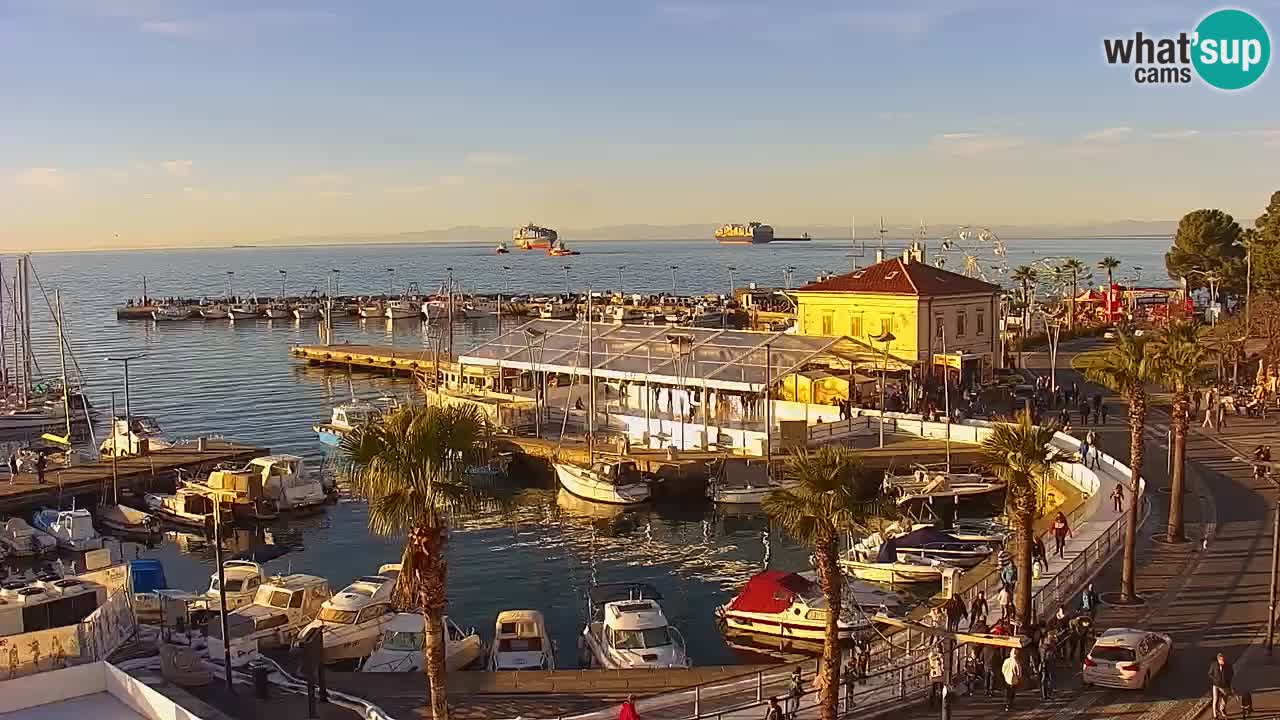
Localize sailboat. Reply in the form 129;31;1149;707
97;395;161;538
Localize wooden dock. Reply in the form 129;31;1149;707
0;440;267;513
290;343;451;375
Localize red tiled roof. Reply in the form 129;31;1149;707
795;258;1000;296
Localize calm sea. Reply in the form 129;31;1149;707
9;236;1170;665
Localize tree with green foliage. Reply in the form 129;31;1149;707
1057;259;1089;328
1166;209;1246;294
1250;191;1280;293
1153;323;1209;543
1098;256;1121;289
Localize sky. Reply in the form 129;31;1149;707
2;0;1279;250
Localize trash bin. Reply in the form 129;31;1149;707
253;665;269;699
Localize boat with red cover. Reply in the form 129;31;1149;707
716;570;900;643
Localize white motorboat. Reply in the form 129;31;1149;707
856;526;993;569
883;469;1005;506
581;583;689;669
95;503;160;537
151;305;190;321
32;508;104;551
459;303;487;320
227;304;258;320
207;573;331;667
362;613;483;673
717;570;901;643
264;303;291;319
554;459;652;505
706;457;794;504
247;455;328;511
313;401;381;447
384;299;420;320
99;415;173;457
838;533;955;584
0;517;57;556
199;305;230;319
487;610;555;671
608;306;644;323
539;302;575;320
144;487;225;530
358;302;385;318
298;564;401;663
205;560;265;613
293;303;322;320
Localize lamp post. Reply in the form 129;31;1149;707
1185;269;1223;324
724;266;737;330
105;353;146;435
331;269;340;298
278;269;287;299
524;328;546;438
871;331;895;448
1232;456;1279;656
225;271;235;301
385;268;395;297
667;333;694;451
783;266;796;290
670;265;678;296
617;265;626;297
502;266;512;296
562;265;572;298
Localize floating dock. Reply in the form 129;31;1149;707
290;343;452;375
0;439;267;513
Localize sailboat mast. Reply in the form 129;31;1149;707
22;257;31;407
56;290;72;443
0;259;6;390
586;290;595;462
110;393;120;506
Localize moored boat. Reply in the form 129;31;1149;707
358;301;385;318
717;570;901;643
227;304;258;320
488;609;555;671
199;305;230;319
384;299;420;320
293;303;322;320
581;583;688;669
96;503;160;537
706;457;794;504
553;459;652;505
208;573;331;667
0;517;58;556
205;560;265;613
313;401;381;447
99;415;172;457
298;564;401;663
144;487;225;530
151;305;190;321
264;302;291;319
362;613;483;672
32;508;104;551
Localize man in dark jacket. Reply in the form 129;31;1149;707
981;643;1002;697
1209;653;1234;719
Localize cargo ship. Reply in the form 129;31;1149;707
514;223;558;250
715;222;774;244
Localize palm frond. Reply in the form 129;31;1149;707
763;446;878;547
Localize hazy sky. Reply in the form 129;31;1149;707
2;0;1278;250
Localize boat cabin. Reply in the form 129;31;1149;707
209;573;331;666
490;610;554;670
99;415;171;457
247;455;327;509
205;560;265;612
36;509;101;548
589;460;644;487
332;403;379;431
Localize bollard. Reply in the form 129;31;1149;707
693;684;700;716
756;671;764;702
899;667;907;700
198;436;207;452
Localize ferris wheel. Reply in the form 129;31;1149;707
932;226;1009;282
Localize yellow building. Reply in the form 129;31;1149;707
791;254;1002;385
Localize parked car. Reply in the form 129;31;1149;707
1082;628;1172;690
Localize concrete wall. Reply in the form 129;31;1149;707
0;662;105;713
106;663;204;720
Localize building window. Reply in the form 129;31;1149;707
956;312;967;337
976;312;985;335
821;311;833;336
935;315;944;339
879;317;893;336
850;315;862;338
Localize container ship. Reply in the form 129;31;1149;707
514;223;558;250
715;222;775;244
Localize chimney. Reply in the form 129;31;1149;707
875;248;885;264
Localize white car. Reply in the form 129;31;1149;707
1082;628;1172;690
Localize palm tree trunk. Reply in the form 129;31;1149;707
1121;393;1146;602
813;541;842;720
1166;393;1189;542
1016;508;1034;624
402;522;451;720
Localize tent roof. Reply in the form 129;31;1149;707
728;570;814;614
459;319;910;392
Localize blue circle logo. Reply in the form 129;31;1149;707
1192;9;1271;90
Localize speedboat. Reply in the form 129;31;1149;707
298;564;401;663
204;560;265;613
862;526;993;569
96;503;160;538
0;517;58;556
207;573;331;667
313;401;381;447
706;457;793;504
362;613;483;672
293;303;322;320
488;610;555;671
581;583;688;669
144;487;228;529
717;570;901;643
883;469;1005;506
247;455;328;511
32;508;104;551
151;305;189;321
264;302;291;319
357;301;385;318
553;459;652;505
384;299;420;320
99;415;172;457
199;305;230;319
227;304;258;320
838;532;956;584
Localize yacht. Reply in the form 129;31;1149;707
717;570;900;643
207;573;331;667
99;415;172;457
144;487;228;530
487;610;555;671
204;560;265;613
706;457;794;504
199;305;230;319
313;401;381;447
297;564;401;663
581;584;688;669
95;503;160;538
553;459;652;505
247;455;328;512
32;508;104;551
362;613;483;673
151;305;189;321
293;303;322;320
357;301;385;319
227;304;259;320
0;518;58;557
384;299;420;320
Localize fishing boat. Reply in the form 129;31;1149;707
313;401;381;447
717;570;901;643
608;306;644;323
0;517;57;556
99;415;172;457
384;299;420;320
207;573;331;667
362;614;484;673
706;457;793;504
144;487;226;529
248;455;328;512
547;240;580;257
264;302;291;319
458;303;487;319
580;583;689;669
227;304;258;320
357;301;385;318
298;564;401;663
199;305;230;319
488;610;555;671
882;468;1005;506
205;560;265;613
293;303;322;320
151;305;189;321
538;302;575;320
554;459;652;505
32;508;104;551
95;503;160;538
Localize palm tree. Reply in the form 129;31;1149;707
1153;323;1209;542
1058;258;1088;329
763;446;874;720
340;403;494;720
1083;332;1156;602
981;417;1070;623
1011;266;1038;346
1098;256;1121;289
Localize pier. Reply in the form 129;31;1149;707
0;440;267;513
290;343;451;375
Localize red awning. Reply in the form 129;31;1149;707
728;570;814;614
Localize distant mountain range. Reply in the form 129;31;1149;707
272;219;1182;246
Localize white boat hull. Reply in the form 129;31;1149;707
554;463;650;505
362;635;483;673
838;559;943;585
385;308;419;320
0;404;90;431
265;308;290;319
581;624;689;669
719;607;858;642
200;308;229;319
228;309;258;320
294;307;321;320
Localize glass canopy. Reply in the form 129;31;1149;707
459;319;910;392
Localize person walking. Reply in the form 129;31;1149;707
1078;439;1091;469
1209;653;1234;720
1216;401;1227;430
1039;636;1056;700
787;668;803;720
842;658;858;713
6;452;17;485
35;453;46;485
981;641;1001;697
1080;583;1100;619
1099;402;1108;425
765;697;783;720
1032;536;1048;570
619;695;640;720
998;585;1015;620
1051;512;1071;558
970;590;989;629
1000;559;1017;594
1111;484;1125;513
1002;647;1023;712
927;646;945;708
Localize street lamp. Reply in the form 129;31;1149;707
617;265;626;297
670;265;678;296
870;331;895;448
331;269;341;298
1232;455;1279;656
562;265;572;297
783;266;796;290
502;265;512;296
666;333;694;451
386;268;395;296
1185;269;1223;324
104;353;146;434
724;266;737;330
523;328;546;438
278;269;287;299
225;271;235;301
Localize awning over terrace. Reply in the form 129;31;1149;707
459;320;911;393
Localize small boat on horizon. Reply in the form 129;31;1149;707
495;242;510;254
